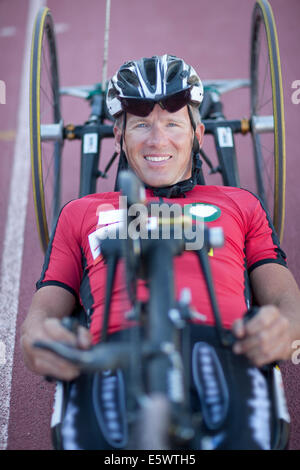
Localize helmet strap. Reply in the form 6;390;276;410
188;105;204;185
114;113;129;190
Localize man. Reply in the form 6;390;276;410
21;55;300;450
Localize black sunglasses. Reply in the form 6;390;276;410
119;88;191;117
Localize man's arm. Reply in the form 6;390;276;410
21;286;92;381
232;263;300;367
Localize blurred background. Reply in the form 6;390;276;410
0;0;299;450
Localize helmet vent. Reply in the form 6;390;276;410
188;75;199;85
144;58;156;87
119;69;140;87
108;87;119;99
166;62;181;83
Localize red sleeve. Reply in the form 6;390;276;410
245;194;287;273
36;200;83;300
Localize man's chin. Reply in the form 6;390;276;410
140;175;178;188
144;180;173;188
140;173;192;189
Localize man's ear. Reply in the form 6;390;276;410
195;122;205;148
113;124;122;153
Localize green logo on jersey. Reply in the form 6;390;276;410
185;203;221;222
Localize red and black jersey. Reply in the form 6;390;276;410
37;186;287;344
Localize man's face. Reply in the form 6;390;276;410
115;104;204;188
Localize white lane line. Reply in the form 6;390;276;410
0;0;45;450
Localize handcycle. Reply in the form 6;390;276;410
29;0;286;254
35;170;290;450
29;0;289;450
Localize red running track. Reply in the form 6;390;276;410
0;0;300;450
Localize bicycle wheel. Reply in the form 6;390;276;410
30;7;63;253
250;0;286;242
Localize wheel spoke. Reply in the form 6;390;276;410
258;53;270;112
40;84;54;117
257;96;273;113
42;38;53;92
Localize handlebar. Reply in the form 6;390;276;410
34;338;157;372
33;307;258;374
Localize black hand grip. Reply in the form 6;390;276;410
224;306;260;349
243;306;259;324
61;317;80;335
34;318;80;383
216;307;261;349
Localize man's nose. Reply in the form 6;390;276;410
146;123;167;146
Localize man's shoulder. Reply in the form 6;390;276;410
62;191;122;212
191;185;259;203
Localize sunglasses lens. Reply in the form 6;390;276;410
120;98;155;117
119;89;191;117
163;89;191;113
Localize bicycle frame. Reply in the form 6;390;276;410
35;171;231;447
34;170;290;450
60;85;114;196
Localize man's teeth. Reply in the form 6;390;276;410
145;156;171;161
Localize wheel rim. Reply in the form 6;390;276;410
250;0;286;241
30;7;62;253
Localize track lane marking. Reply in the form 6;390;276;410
0;0;45;450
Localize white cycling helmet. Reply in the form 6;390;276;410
106;54;204;118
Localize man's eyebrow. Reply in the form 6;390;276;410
127;114;188;125
127;116;149;124
163;115;188;124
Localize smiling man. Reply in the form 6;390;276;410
115;104;203;188
21;55;300;450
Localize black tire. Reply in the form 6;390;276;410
250;0;286;242
30;7;63;253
